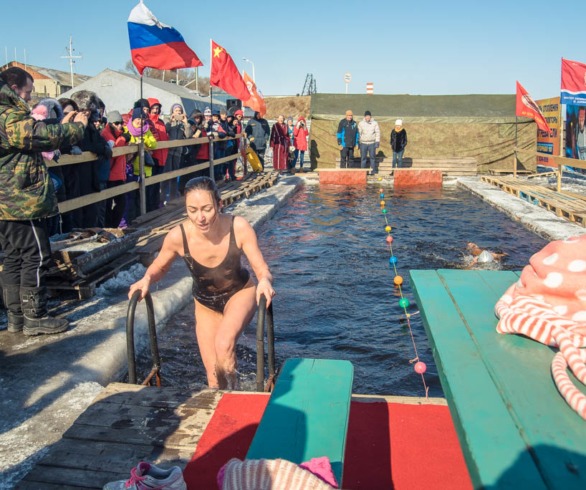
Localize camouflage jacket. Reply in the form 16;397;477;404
0;81;84;220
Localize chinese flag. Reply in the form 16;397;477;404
242;71;267;117
210;40;251;101
516;81;551;133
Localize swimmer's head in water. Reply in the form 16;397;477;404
184;177;222;231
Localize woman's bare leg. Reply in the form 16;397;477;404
194;301;223;388
215;282;257;389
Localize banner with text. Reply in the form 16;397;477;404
536;97;561;167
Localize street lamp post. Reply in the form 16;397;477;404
242;57;255;83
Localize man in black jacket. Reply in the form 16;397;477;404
245;112;270;170
337;110;359;168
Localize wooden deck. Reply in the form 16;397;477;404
410;269;586;490
481;175;586;227
16;381;447;489
16;382;224;489
334;157;477;176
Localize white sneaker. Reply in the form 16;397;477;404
103;462;186;490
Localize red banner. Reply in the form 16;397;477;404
516;82;551;133
210;40;250;101
242;71;267;117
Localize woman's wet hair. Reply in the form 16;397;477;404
184;177;221;205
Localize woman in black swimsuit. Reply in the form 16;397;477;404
129;177;275;389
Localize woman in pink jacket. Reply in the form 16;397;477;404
293;116;308;172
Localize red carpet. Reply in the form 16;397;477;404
184;394;472;490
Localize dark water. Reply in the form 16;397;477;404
137;184;547;397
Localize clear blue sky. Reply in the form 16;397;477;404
2;0;582;99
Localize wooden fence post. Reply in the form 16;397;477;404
138;141;146;215
209;138;214;180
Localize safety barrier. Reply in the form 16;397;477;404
46;133;247;216
126;290;161;386
256;295;276;392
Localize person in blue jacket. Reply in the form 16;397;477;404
337;110;359;168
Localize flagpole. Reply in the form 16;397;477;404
209;38;214;181
139;74;146;215
514;115;518;178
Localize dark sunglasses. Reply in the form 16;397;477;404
113;121;123;125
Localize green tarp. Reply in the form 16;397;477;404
308;94;537;171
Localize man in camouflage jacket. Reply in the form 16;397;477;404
0;67;87;336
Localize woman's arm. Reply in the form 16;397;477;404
235;217;275;306
128;227;181;300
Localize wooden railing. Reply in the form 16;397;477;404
514;147;586;192
46;133;247;215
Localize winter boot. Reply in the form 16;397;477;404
2;284;24;332
21;287;69;336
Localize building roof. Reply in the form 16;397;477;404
0;62;90;86
27;64;90;86
114;70;210;101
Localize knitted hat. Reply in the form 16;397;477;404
364;110;371;117
70;90;101;112
234;109;244;116
171;103;183;114
107;110;123;123
134;98;150;110
131;107;143;121
212;110;220;116
395;119;403;126
346;110;353;117
204;107;211;116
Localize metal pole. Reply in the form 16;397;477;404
514;115;518;178
209;85;214;180
195;66;199;92
345;82;348;95
139;76;147;215
558;103;564;192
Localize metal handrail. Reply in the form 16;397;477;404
126;290;161;386
256;296;276;392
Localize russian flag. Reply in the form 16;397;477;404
128;1;202;76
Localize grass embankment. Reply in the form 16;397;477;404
264;96;310;120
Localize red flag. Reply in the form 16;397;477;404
242;71;267;117
516;82;551;133
210;40;251;101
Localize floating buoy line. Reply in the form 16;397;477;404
378;180;429;400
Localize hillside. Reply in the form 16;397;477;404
264;96;311;120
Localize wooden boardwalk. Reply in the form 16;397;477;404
481;175;586;227
16;383;223;489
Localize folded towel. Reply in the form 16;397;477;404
495;235;586;419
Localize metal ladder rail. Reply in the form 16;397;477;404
256;296;276;392
126;290;162;386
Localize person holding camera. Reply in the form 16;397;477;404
163;104;192;203
293;116;309;172
0;67;86;336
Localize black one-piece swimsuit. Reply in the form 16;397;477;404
180;217;250;313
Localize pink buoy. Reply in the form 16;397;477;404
386;236;393;244
414;362;427;374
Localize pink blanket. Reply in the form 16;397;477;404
495;234;586;419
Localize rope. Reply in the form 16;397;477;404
378;183;429;400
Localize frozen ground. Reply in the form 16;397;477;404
0;176;301;488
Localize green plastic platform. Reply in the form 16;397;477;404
246;358;354;486
410;269;586;490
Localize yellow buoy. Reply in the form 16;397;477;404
394;276;404;286
380;200;386;206
385;225;392;232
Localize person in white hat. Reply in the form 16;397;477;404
390;119;407;168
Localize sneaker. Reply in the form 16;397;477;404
103;463;186;490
